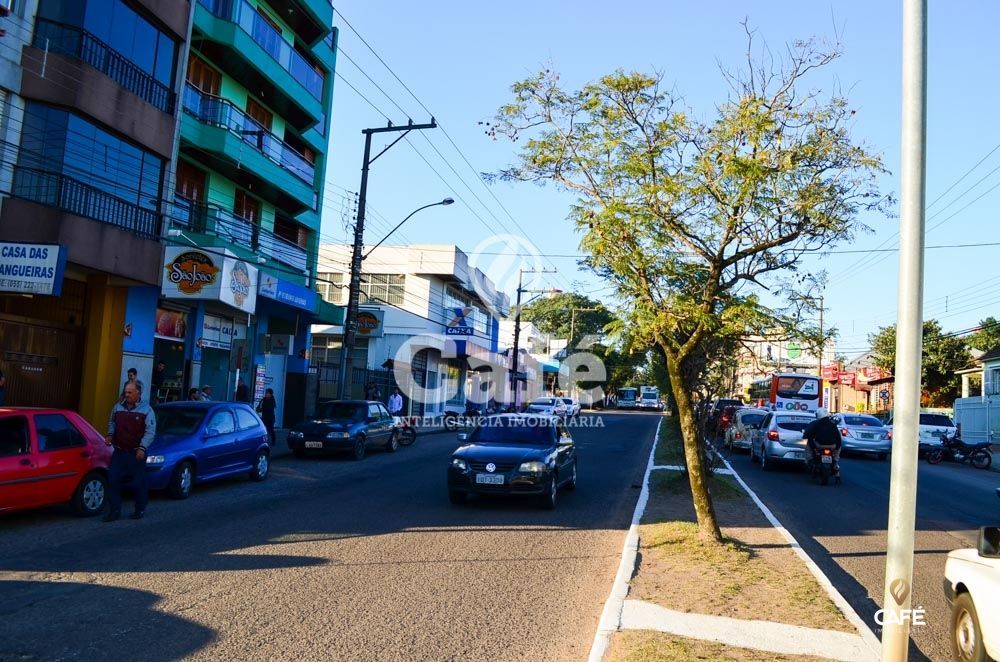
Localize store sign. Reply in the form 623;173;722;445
161;247;257;314
155;308;189;341
258;273;317;312
446;307;474;336
840;372;856;387
355;309;384;337
822;363;839;381
200;314;245;351
0;242;67;295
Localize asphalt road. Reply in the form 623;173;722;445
0;411;660;662
725;443;1000;661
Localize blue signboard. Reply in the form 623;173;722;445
446;307;474;336
0;242;67;296
258;273;317;312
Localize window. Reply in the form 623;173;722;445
176;161;206;203
275;216;308;248
360;274;405;306
0;417;29;457
988;368;1000;396
235;408;260;431
234;190;260;224
377;404;390;419
207;410;236;434
35;414;86;451
317;272;345;305
367;404;380;419
245;98;273;131
187;54;221;96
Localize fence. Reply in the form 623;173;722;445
314;364;422;415
953;396;1000;445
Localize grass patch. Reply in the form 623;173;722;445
653;416;687;466
648;468;743;501
607;631;828;662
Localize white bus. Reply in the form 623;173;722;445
617;387;638;409
748;373;823;414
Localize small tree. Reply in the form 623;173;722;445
490;32;889;542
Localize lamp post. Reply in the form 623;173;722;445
509;268;558;409
363;198;453;259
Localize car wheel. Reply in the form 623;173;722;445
385;430;400;453
73;472;107;517
565;460;578;491
399;427;416;446
540;473;558;510
760;451;771;471
952;593;987;662
448;490;466;505
168;461;194;499
250;449;269;481
352;436;366;461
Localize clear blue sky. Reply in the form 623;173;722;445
322;1;1000;357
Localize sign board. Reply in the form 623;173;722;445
0;242;67;295
880;389;890;401
161;246;257;314
822;363;839;381
154;308;189;341
253;364;266;404
258;273;317;312
840;372;856;388
446;307;474;336
200;314;245;351
787;342;802;359
355;309;384;338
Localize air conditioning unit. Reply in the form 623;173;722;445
263;334;294;355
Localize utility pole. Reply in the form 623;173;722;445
336;119;437;399
509;268;557;409
882;1;927;659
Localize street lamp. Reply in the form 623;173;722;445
336;196;453;399
509;268;559;409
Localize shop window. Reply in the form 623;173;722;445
35;414;85;451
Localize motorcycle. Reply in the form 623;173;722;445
806;443;841;486
926;433;992;469
443;403;499;431
394;417;417;446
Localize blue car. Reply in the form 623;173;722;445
146;402;271;499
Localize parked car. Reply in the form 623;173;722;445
448;414;577;509
288;400;400;460
831;413;891;460
724;407;768;452
750;411;815;470
944;525;1000;661
558;397;582;417
146;402;271;499
707;398;744;436
0;408;112;516
526;397;568;418
715;404;743;438
886;412;956;453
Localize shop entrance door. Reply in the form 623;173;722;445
0;317;82;409
264;353;286;426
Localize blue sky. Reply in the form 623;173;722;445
322;1;1000;357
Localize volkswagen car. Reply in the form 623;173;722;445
447;414;577;509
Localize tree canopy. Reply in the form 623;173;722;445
966;317;1000;353
868;320;971;407
520;292;614;348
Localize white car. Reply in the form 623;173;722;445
558;397;581;417
944;525;1000;661
526;397;568;418
886;412;956;452
724;408;768;452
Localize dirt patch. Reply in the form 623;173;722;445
606;630;830;661
631;421;852;633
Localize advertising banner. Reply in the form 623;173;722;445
154;308;189;341
258;273;316;312
0;242;67;295
162;247;257;314
355;309;384;338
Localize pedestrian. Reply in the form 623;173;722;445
258;388;277;445
104;382;155;521
201;384;213;401
188;387;202;401
121;367;143;403
0;368;6;406
234;378;251;403
150;360;166;404
388;387;404;417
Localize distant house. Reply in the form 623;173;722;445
952;346;1000;445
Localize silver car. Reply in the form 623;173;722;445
750;412;815;470
831;413;891;460
526;397;568;418
725;408;768;452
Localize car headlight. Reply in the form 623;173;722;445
451;458;469;471
145;455;166;465
290;431;304;439
519;461;547;473
326;431;350;439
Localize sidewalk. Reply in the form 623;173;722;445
269;422;455;460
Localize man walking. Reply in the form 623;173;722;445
104;382;156;521
388;387;404;417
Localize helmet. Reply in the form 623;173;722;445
815;407;827;418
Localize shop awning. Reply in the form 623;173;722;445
541;359;561;373
312;298;344;325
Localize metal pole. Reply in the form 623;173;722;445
510;270;524;410
882;1;926;659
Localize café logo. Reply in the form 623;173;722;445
230;260;251;307
167;251;219;294
356;311;380;336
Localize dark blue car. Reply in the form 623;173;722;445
146;402;271;499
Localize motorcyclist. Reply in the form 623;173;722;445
803;408;842;476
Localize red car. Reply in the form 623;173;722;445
0;408;112;516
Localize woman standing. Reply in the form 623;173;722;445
258;388;277;446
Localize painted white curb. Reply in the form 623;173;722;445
587;416;662;662
719;454;882;659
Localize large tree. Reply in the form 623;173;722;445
966;317;1000;353
490;34;889;541
520;292;614;348
869;320;971;406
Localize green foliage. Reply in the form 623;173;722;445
520;292;614;347
967;317;1000;353
868;320;971;406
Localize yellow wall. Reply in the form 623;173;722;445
78;275;127;431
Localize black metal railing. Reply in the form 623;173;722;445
183;84;315;185
14;167;160;239
32;18;175;114
173;197;308;272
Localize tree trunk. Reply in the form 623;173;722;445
663;347;723;544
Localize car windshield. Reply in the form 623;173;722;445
919;414;954;427
843;415;883;427
531;398;555;406
715;399;743;410
776;416;814;432
155;407;206;435
740;413;766;427
318;403;366;421
470;418;557;446
561;398;573;405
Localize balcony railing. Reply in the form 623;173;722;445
32;19;174;114
183;84;315;185
197;0;324;101
14;167;160;239
173;197;309;273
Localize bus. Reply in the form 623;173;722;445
617;387;638;409
638;386;662;410
748;373;822;414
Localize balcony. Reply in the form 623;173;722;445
173;197;309;274
32;19;174;114
195;0;328;131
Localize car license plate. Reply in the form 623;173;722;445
304;441;324;449
821;455;833;464
476;473;504;485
